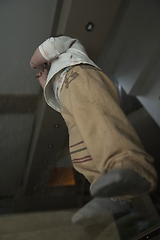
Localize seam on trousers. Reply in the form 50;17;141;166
70;141;84;148
72;158;92;164
70;147;87;155
80;64;101;71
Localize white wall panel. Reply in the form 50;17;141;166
0;0;57;94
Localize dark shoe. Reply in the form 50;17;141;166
90;169;150;198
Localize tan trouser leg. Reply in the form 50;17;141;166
60;64;158;198
68;123;101;184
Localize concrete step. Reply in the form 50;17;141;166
0;210;118;240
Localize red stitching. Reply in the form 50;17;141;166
72;158;92;164
72;155;91;161
70;141;84;148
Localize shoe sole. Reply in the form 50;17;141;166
90;169;150;198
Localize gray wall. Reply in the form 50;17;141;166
0;0;57;196
0;0;57;94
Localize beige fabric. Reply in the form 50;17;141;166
40;36;100;112
60;64;158;200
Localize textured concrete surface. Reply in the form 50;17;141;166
0;210;118;240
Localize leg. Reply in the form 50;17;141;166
60;64;157;200
61;103;130;225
